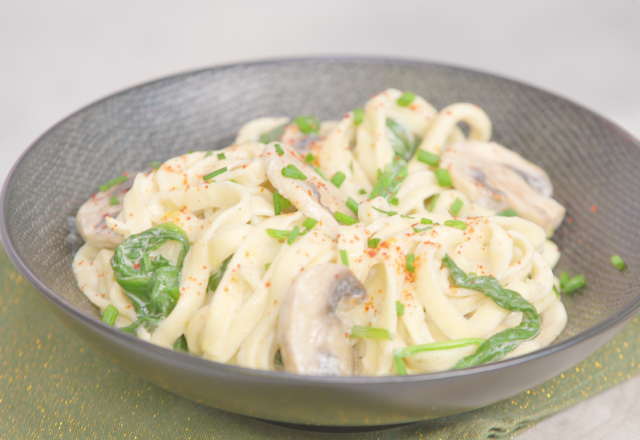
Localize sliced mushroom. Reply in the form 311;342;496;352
263;143;351;238
76;175;135;248
277;263;367;376
440;141;565;237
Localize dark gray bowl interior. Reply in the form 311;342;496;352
3;58;640;426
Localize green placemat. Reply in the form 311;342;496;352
1;243;638;440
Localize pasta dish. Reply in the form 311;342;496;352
72;89;568;376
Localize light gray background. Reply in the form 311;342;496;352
1;0;639;438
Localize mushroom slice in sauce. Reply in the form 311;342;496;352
440;141;565;237
263;143;351;238
277;264;367;376
75;175;135;248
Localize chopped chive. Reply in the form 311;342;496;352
428;194;440;212
368;238;380;248
99;175;128;192
359;189;366;195
498;209;518;217
346;197;359;215
406;253;416;272
349;325;393;340
611;255;626;271
396;91;416;107
353;108;364;126
349;161;354;173
173;335;189;353
274;350;283;366
204;150;212;158
553;285;560;298
266;229;293;241
444;219;467;230
295;115;321;134
451;198;463;216
305;153;315;163
281;165;307;180
561;274;586;293
330;171;346;187
394;339;485;360
217;153;226;160
230;180;238;184
108;195;119;206
102;305;119;326
150;161;162;170
435;169;452;187
334;211;358;226
560;271;569;287
302;217;318;230
339;249;349;266
273;190;292;215
265;263;271;270
314;167;328;180
188;150;194;154
203;167;228;181
377;169;383;180
274;143;285;156
394;356;408;375
417;150;440;167
390;197;399;206
396;301;405;316
287;226;299;245
413;226;432;233
371;206;412;218
421;218;433;225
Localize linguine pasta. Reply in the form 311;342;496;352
73;88;567;376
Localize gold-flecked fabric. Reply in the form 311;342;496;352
1;244;638;440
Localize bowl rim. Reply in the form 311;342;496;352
2;55;640;385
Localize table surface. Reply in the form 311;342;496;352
2;1;639;438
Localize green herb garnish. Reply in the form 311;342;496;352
173;335;189;353
150;161;162;170
302;217;318;230
444;219;467;230
334;211;358;226
451;198;463;216
217;153;226;160
109;195;119;206
281;165;307;180
204;151;212;158
393;339;486;375
100;175;128;193
353;108;364;126
396;301;405;316
274;143;285;156
305;153;315;163
560;273;586;293
386;118;421;161
406;253;416;272
498;209;518;217
611;255;626;271
295;115;321;134
390;197;399;206
359;189;366;195
396;91;415;107
417;150;440;167
203;167;228;182
339;249;349;266
287;226;300;245
331;171;346;187
349;325;393;340
368;238;380;248
435;169;452;187
314;167;328;180
273;190;292;215
428;194;440;212
208;254;232;292
346;197;359;215
260;124;286;144
102;305;119;326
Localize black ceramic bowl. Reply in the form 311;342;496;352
2;58;640;426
